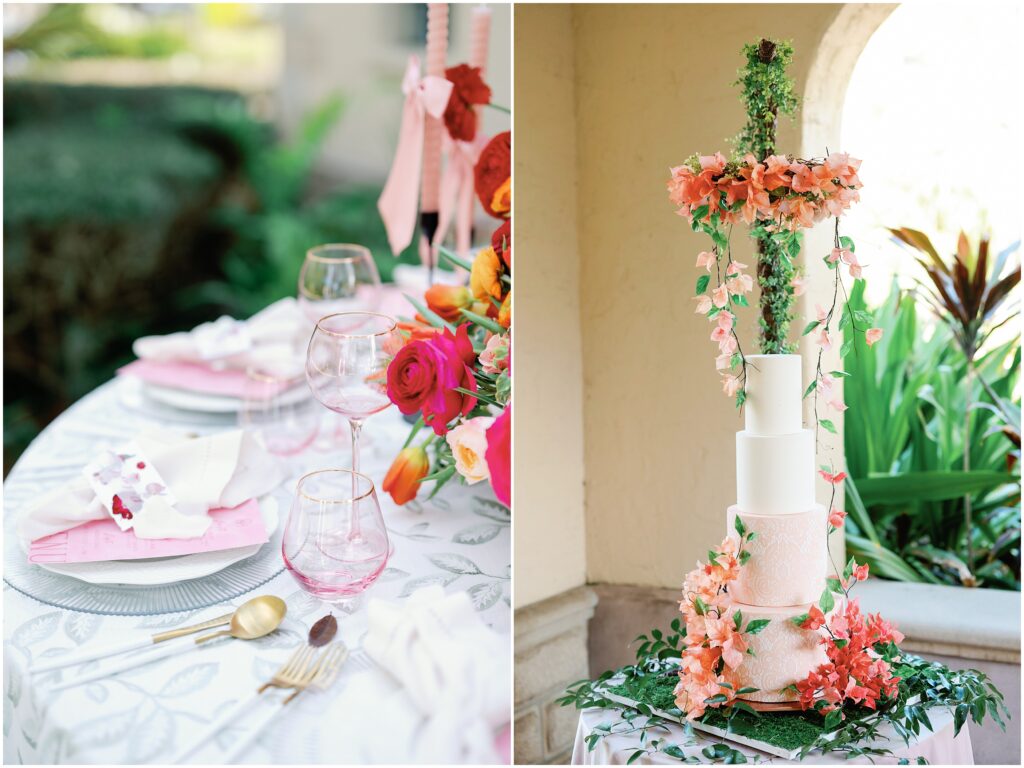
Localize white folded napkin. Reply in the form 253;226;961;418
132;298;309;376
341;585;510;764
18;429;284;546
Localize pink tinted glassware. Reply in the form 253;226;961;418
238;367;319;456
305;312;399;479
283;470;390;603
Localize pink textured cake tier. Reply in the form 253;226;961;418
731;601;827;702
727;504;827;606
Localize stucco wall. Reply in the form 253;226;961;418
572;3;843;589
513;4;587;608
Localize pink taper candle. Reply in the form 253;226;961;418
420;3;448;213
469;4;492;74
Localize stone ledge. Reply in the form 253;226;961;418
855;579;1021;663
516;585;598;653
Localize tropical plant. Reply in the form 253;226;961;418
887;228;1020;566
843;279;1020;589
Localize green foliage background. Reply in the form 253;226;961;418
3;82;418;473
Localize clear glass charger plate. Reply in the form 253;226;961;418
3;485;290;616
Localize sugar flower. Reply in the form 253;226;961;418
865;328;884;346
696;251;716;271
819;469;848;485
693;295;713;314
712;285;729;308
829;508;847;528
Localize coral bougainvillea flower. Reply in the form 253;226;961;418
828;508;847;528
800;604;826;630
722;374;741;397
484;406;511;505
443;64;491;142
865;327;884;346
382;446;430;505
425;284;473;322
819;469;848;485
696;251;716;271
712;285;729;308
470;246;504;302
475;131;511;218
853;562;870;581
693;295;713;314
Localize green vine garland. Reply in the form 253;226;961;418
734;39;799;354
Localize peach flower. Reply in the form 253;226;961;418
816;327;832;351
791;274;807;296
865;328;883;346
696;251;716;271
445;416;495;485
712;285;729;308
693;295;713;314
722;374;741;397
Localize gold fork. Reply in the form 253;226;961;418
221;643;351;763
282;642;349;704
171;643;326;764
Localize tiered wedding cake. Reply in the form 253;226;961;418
727;354;827;702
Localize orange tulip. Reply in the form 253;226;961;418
470;246;503;302
425;284;473;323
382;446;429;505
498;292;511;329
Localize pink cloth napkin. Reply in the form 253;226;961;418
28;499;268;564
117;360;292;399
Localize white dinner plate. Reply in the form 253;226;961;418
142;380;313;414
36;497;280;586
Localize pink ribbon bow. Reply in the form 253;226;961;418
437;132;486;261
378;56;454;256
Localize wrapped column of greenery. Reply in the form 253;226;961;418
734;39;799;354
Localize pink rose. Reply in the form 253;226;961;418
484;407;511;506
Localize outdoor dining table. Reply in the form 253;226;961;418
3;369;511;764
572;703;973;765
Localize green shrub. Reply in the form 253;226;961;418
843;280;1020;589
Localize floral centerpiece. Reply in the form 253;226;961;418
381;62;511;510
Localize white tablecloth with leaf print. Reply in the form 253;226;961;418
3;378;511;764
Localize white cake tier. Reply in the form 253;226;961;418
727;505;826;606
736;429;815;515
744;354;803;436
731;601;827;703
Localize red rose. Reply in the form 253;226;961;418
491;219;511;268
474;131;511;218
387;324;478;436
444;64;492;142
485;406;511;506
386;338;454;417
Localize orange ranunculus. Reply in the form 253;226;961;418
425;284;473;323
490;177;511;216
498;292;511;329
396;320;442;347
382;446;429;505
470;246;503;302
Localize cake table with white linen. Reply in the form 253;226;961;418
3;376;511;764
572;705;973;765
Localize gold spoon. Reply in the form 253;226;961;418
195;595;288;644
49;596;288;691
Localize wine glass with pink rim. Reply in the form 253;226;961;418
283;469;390;604
305;312;400;484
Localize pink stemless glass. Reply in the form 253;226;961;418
283;469;390;603
304;312;399;479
